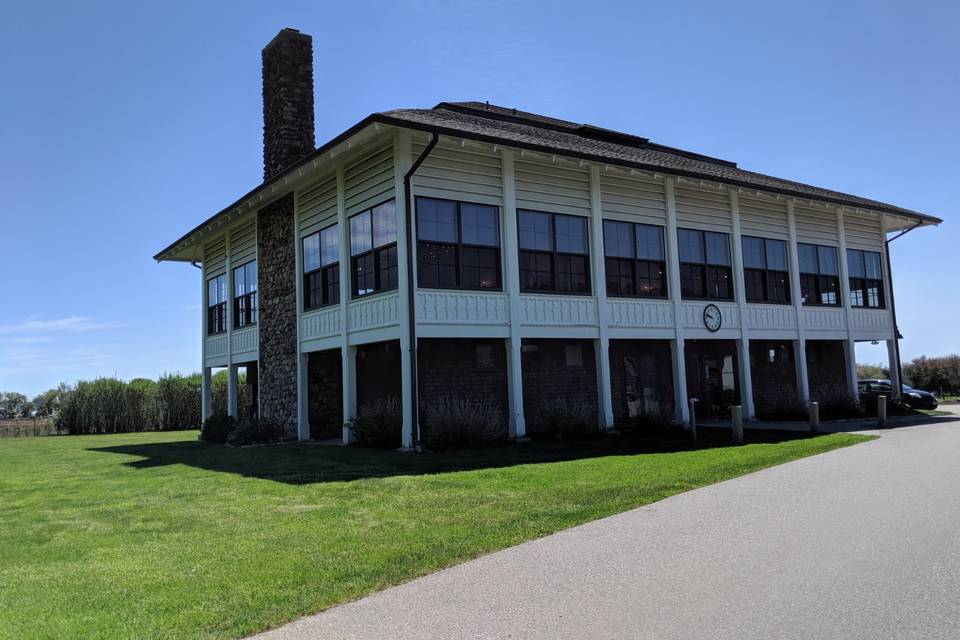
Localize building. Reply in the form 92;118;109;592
155;28;940;447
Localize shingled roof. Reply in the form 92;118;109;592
375;101;941;224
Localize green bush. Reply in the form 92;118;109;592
619;405;675;432
348;397;402;448
756;391;809;422
225;420;284;446
527;396;597;439
814;388;862;421
200;414;236;444
420;393;506;450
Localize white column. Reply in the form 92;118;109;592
501;148;526;438
786;201;810;403
201;367;213;421
887;340;901;395
341;345;357;443
224;230;233;372
393;129;415;449
729;190;755;419
879;217;901;401
836;210;858;400
589;165;614;429
227;364;238;418
336;164;353;443
844;337;859;401
293;197;309;440
664;178;689;423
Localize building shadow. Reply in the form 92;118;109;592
89;427;831;486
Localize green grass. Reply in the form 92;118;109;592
0;429;873;639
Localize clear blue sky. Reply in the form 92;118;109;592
1;0;956;397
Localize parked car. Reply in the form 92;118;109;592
857;379;939;410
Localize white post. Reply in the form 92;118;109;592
589;165;614;430
502;149;526;438
227;364;238;418
201;367;213;422
393;129;415;449
665;178;689;424
787;201;810;403
341;345;357;444
731;405;744;443
296;353;309;441
844;337;859;402
887;339;901;398
293;185;309;440
729;191;755;419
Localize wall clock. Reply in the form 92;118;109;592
703;304;722;332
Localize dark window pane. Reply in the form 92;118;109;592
707;266;732;299
681;263;706;298
417;198;457;242
800;273;818;305
818;246;839;275
745;269;765;302
460;246;498;289
460;203;499;246
742;236;766;269
798;243;818;273
636;224;664;261
636;261;665;297
866;280;882;307
418;242;457;289
820;276;839;305
353;253;375;296
765;239;787;271
303;233;321;272
520;251;554;291
518;211;552;251
556;254;588;293
605;258;634;296
323;264;340;305
767;271;789;303
705;232;731;266
847;249;866;278
849;278;865;306
678;229;704;263
555;214;588;254
377;245;398;290
603;221;634;258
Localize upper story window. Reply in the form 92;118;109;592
206;273;226;335
678;229;732;300
518;210;590;294
350;201;397;298
847;248;884;308
797;243;840;306
416;197;501;291
303;224;340;310
742;236;789;304
233;261;258;328
602;220;666;298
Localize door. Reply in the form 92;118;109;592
685;341;740;418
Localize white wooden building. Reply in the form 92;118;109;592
155;29;940;447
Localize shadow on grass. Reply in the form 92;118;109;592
89;427;831;486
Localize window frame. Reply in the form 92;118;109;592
741;235;790;305
206;273;227;336
797;242;841;307
232;260;258;329
677;228;733;301
415;196;502;292
602;220;667;299
517;209;591;295
846;248;885;309
349;200;398;299
302;223;341;311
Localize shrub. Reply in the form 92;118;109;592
527;396;597;439
225;419;284;446
420;393;506;450
756;391;809;422
619;405;675;432
200;414;236;444
813;388;862;421
348;397;402;448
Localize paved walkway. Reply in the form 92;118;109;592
251;421;960;640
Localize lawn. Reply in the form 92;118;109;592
0;429;872;639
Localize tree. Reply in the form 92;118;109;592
0;392;31;418
856;363;888;380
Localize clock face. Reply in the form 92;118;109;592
703;304;722;332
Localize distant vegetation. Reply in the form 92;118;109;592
859;355;960;396
1;371;245;435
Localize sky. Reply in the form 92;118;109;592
0;0;957;397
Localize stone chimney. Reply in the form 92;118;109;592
262;28;315;181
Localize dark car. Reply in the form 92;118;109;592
857;379;939;410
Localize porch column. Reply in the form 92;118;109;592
589;165;614;430
595;337;614;429
201;367;213;421
887;340;902;398
227;364;238;418
393;129;415;450
296;353;309;441
737;338;756;419
794;338;811;403
844;338;859;400
501;148;526;439
341;345;357;444
505;338;526;438
671;338;690;424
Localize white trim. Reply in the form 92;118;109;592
729;190;755;419
501;148;526;438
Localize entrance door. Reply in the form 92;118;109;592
685;341;740;417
